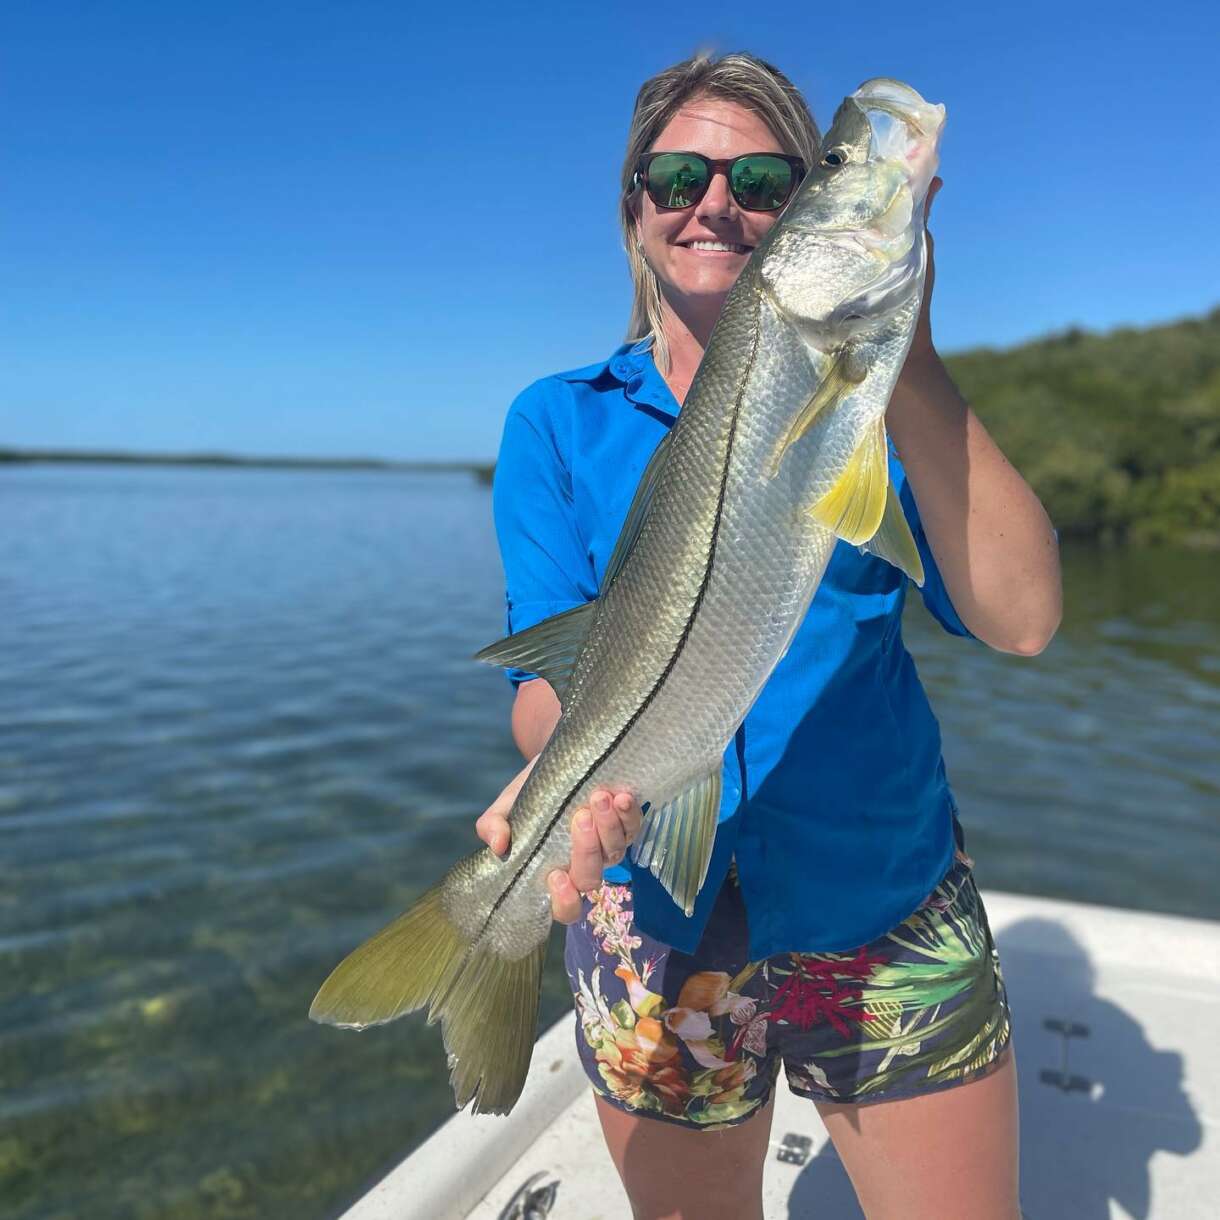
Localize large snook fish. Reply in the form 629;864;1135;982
310;78;946;1113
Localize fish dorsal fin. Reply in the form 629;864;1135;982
767;345;868;478
630;768;722;917
472;431;672;703
808;416;889;545
859;481;925;586
602;431;671;593
472;601;596;705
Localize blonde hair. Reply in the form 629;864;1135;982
620;52;821;373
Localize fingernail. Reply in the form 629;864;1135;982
575;810;593;831
546;870;563;892
593;792;610;812
614;792;632;811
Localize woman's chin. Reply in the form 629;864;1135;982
666;272;740;309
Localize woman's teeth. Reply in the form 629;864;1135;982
683;240;751;253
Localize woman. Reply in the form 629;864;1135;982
477;52;1060;1220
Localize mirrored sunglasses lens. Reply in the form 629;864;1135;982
646;154;708;208
731;156;794;210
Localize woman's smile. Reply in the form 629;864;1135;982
674;238;754;256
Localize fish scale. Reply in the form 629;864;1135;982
310;76;947;1115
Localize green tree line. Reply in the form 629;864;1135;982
945;307;1220;547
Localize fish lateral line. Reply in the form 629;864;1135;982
473;297;763;933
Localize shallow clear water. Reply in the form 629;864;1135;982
2;465;1217;1219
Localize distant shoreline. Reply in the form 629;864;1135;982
0;447;495;484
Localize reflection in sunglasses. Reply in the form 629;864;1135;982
668;167;702;208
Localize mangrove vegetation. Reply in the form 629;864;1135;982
945;307;1220;547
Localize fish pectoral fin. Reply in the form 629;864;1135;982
473;600;596;705
858;481;925;586
602;431;671;592
766;345;868;479
630;769;722;917
808;416;889;545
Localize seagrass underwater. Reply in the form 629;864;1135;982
308;78;950;1115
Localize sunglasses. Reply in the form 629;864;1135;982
633;151;807;213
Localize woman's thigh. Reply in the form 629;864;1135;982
595;1092;775;1220
816;1041;1021;1220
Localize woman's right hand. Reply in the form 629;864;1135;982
475;756;644;924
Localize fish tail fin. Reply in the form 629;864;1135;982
436;936;547;1114
309;881;546;1114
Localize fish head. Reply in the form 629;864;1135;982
781;78;945;241
759;79;946;333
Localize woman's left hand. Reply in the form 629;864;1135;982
901;175;943;373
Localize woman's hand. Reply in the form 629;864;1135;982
475;758;645;924
902;174;943;371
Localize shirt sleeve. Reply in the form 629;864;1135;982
894;457;977;641
492;380;599;687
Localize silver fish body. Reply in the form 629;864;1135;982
311;78;947;1114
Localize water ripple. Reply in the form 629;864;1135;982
2;464;1217;1220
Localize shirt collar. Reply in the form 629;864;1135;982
606;339;680;421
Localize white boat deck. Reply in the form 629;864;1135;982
341;890;1219;1219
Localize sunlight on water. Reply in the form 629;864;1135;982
1;465;1216;1218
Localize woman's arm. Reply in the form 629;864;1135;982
510;672;562;758
886;181;1062;656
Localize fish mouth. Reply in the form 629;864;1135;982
851;79;945;185
852;78;946;138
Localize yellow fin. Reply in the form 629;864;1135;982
809;417;889;544
860;481;925;586
766;347;867;478
309;879;546;1115
630;769;721;917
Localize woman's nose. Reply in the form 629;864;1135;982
695;168;736;222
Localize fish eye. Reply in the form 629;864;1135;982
820;146;851;169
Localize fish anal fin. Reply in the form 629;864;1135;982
808;416;889;545
767;345;868;479
473;601;596;705
859;482;925;586
629;769;721;917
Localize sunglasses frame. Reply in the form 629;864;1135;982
632;150;807;213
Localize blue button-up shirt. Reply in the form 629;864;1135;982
492;339;977;958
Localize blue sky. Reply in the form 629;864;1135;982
3;1;1217;460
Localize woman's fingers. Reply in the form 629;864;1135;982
550;805;601;922
474;808;511;857
485;775;647;921
547;869;583;924
548;788;646;922
474;755;540;858
565;806;606;893
924;174;942;220
591;790;628;865
611;788;644;842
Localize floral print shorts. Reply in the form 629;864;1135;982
564;836;1013;1129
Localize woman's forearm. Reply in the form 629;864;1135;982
886;353;1062;655
511;678;563;760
